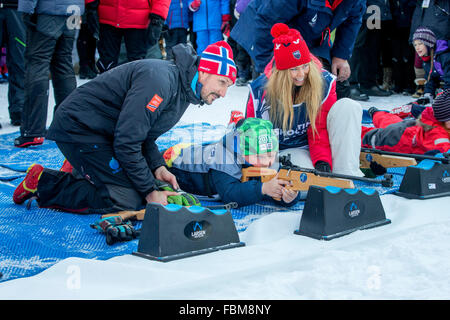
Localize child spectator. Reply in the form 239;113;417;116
412;27;450;104
188;0;230;54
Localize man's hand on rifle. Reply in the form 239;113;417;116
154;165;179;190
145;189;179;205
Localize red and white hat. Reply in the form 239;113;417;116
271;23;311;70
198;41;237;84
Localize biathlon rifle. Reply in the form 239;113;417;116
241;154;394;192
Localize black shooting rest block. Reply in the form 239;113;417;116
395;159;450;199
295;186;391;240
133;203;245;262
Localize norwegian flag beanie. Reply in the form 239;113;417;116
198;41;237;84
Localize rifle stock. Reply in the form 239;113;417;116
360;152;417;169
361;148;450;164
241;166;355;191
102;209;146;221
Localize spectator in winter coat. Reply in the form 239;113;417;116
164;117;301;208
92;0;170;73
246;24;364;177
12;42;237;214
362;89;450;155
164;0;190;60
14;0;87;148
188;0;230;54
230;0;366;100
0;0;25;127
412;27;450;104
349;0;393;99
409;0;450;44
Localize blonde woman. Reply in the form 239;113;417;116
246;23;363;176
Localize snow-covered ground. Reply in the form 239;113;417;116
0;76;449;301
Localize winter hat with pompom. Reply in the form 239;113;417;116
412;27;437;49
271;23;311;70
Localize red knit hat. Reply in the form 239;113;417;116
198;41;237;84
271;23;311;70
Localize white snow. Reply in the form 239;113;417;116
0;76;449;300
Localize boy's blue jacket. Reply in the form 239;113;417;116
230;0;366;73
191;0;230;32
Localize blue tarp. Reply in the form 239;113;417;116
0;122;403;283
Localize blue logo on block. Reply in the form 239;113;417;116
366;154;373;162
193;222;203;231
185;220;211;241
109;157;122;174
344;201;362;219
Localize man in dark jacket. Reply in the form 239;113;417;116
0;0;26;127
229;0;366;99
14;0;85;147
12;42;237;214
409;0;450;42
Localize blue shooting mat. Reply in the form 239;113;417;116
0;122;405;283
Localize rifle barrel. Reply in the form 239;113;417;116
280;165;393;187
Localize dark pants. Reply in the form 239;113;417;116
96;23;147;73
163;28;188;60
37;142;145;214
0;9;25;120
391;27;415;92
349;21;390;89
21;14;76;138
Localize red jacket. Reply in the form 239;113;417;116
362;107;450;154
246;55;336;167
98;0;170;29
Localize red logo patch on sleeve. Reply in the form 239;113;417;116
146;94;163;112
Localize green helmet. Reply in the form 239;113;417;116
237;118;279;156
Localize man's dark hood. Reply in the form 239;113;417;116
172;43;204;106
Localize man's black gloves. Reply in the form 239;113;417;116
86;0;100;40
369;161;387;176
146;13;165;47
314;161;331;173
